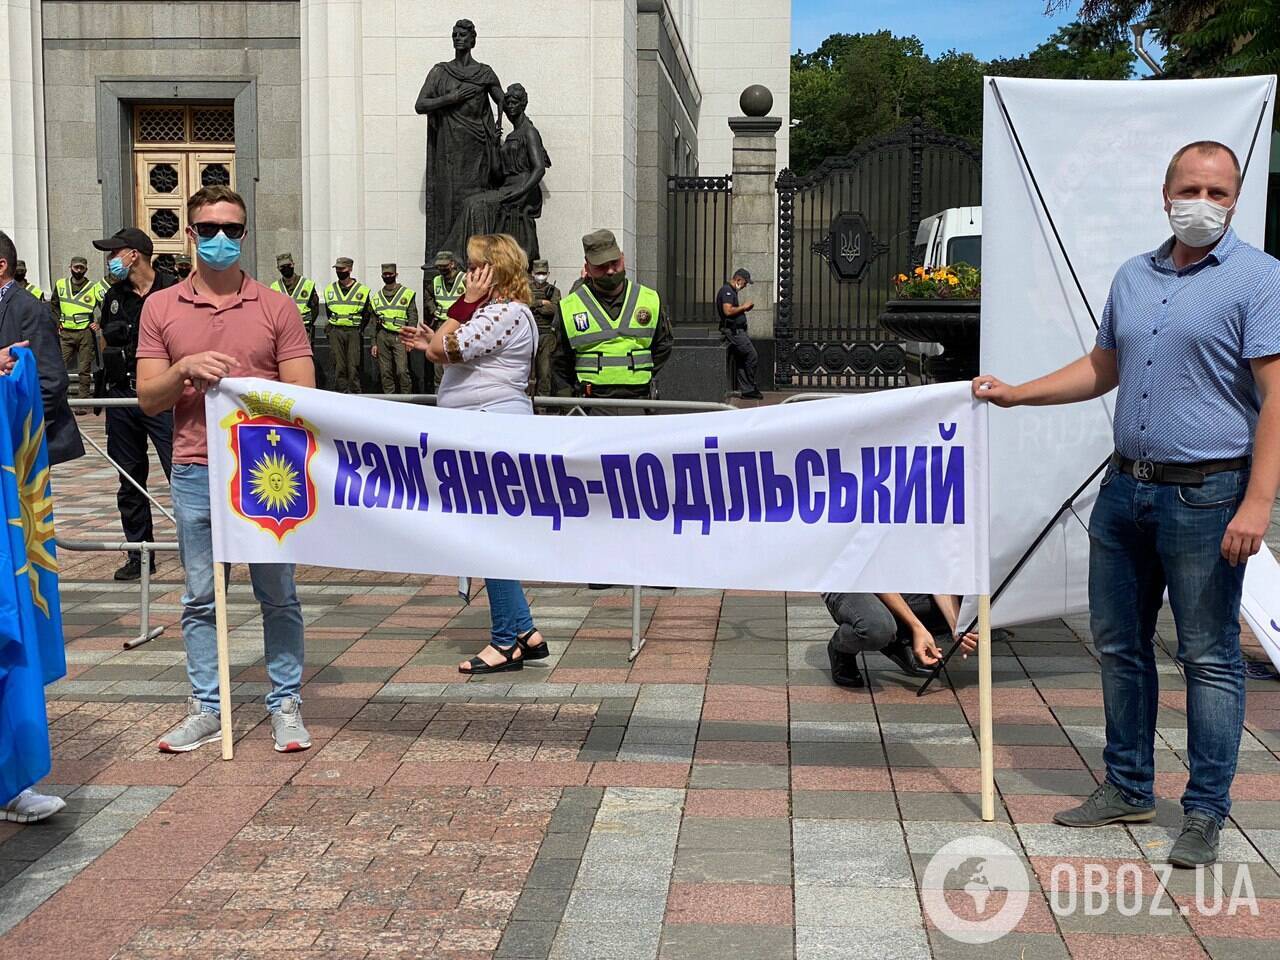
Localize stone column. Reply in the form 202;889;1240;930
728;89;781;356
299;0;365;284
0;0;50;281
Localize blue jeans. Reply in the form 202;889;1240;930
485;579;534;650
1089;463;1248;822
170;463;305;714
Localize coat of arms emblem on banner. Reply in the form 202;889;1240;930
220;391;318;541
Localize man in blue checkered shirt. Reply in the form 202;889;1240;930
975;141;1280;868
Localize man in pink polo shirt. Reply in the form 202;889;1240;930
136;185;316;755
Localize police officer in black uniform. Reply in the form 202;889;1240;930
93;227;176;581
716;267;762;399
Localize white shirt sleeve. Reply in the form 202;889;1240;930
444;302;533;364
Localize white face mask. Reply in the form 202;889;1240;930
1168;198;1234;248
533;273;548;283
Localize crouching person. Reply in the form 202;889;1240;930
824;592;977;688
135;186;316;753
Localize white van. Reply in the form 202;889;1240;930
913;205;981;269
899;206;981;384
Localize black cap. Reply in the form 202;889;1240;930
732;268;752;284
93;227;153;258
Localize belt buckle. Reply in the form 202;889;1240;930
1133;459;1155;481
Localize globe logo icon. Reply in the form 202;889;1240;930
921;836;1031;944
949;856;998;914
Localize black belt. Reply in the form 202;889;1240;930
1111;452;1250;486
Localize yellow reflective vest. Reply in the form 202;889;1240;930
271;276;316;325
559;281;662;386
432;273;466;323
54;277;99;329
371;285;416;331
324;280;370;327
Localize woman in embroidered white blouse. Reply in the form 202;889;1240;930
400;233;549;673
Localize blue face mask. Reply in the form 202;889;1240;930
196;232;242;272
108;256;129;279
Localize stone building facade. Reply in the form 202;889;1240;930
3;0;789;301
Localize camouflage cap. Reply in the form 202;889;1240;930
276;252;295;266
14;260;25;270
433;250;458;266
531;259;549;272
333;256;354;269
381;263;397;273
582;229;622;266
175;253;192;266
70;256;88;267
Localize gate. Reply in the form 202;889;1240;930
775;119;981;388
666;174;732;325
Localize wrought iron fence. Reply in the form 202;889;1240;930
775;119;981;390
665;175;733;326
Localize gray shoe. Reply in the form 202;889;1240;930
270;697;311;753
158;697;221;753
1053;783;1155;828
1168;811;1220;868
2;789;66;823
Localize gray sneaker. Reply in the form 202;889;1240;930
1168;811;1220;868
1053;783;1155;828
270;697;311;753
2;789;66;823
157;697;221;753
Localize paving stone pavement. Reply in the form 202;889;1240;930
1;418;1279;958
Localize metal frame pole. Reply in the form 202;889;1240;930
124;541;165;650
75;427;175;523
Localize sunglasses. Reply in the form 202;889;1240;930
190;221;246;240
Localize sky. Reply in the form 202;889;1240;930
791;0;1079;60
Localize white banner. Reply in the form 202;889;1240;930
1240;545;1280;671
978;75;1276;629
205;379;990;595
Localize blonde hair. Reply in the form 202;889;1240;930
467;234;531;304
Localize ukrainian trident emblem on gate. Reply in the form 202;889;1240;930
221;391;318;541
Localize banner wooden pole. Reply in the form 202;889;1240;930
978;593;994;821
213;561;234;760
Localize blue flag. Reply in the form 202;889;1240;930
0;348;67;805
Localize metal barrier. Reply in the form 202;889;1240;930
56;538;180;649
780;392;861;404
64;398;180;650
63;392;741;661
348;393;738;416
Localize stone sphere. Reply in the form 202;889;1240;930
739;85;774;118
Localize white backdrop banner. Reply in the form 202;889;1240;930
205;379;990;595
979;75;1276;629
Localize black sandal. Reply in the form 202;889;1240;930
517;629;550;661
459;644;524;675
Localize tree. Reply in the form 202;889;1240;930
789;23;1135;174
1050;0;1280;75
991;20;1135;79
790;32;984;174
1184;0;1280;74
